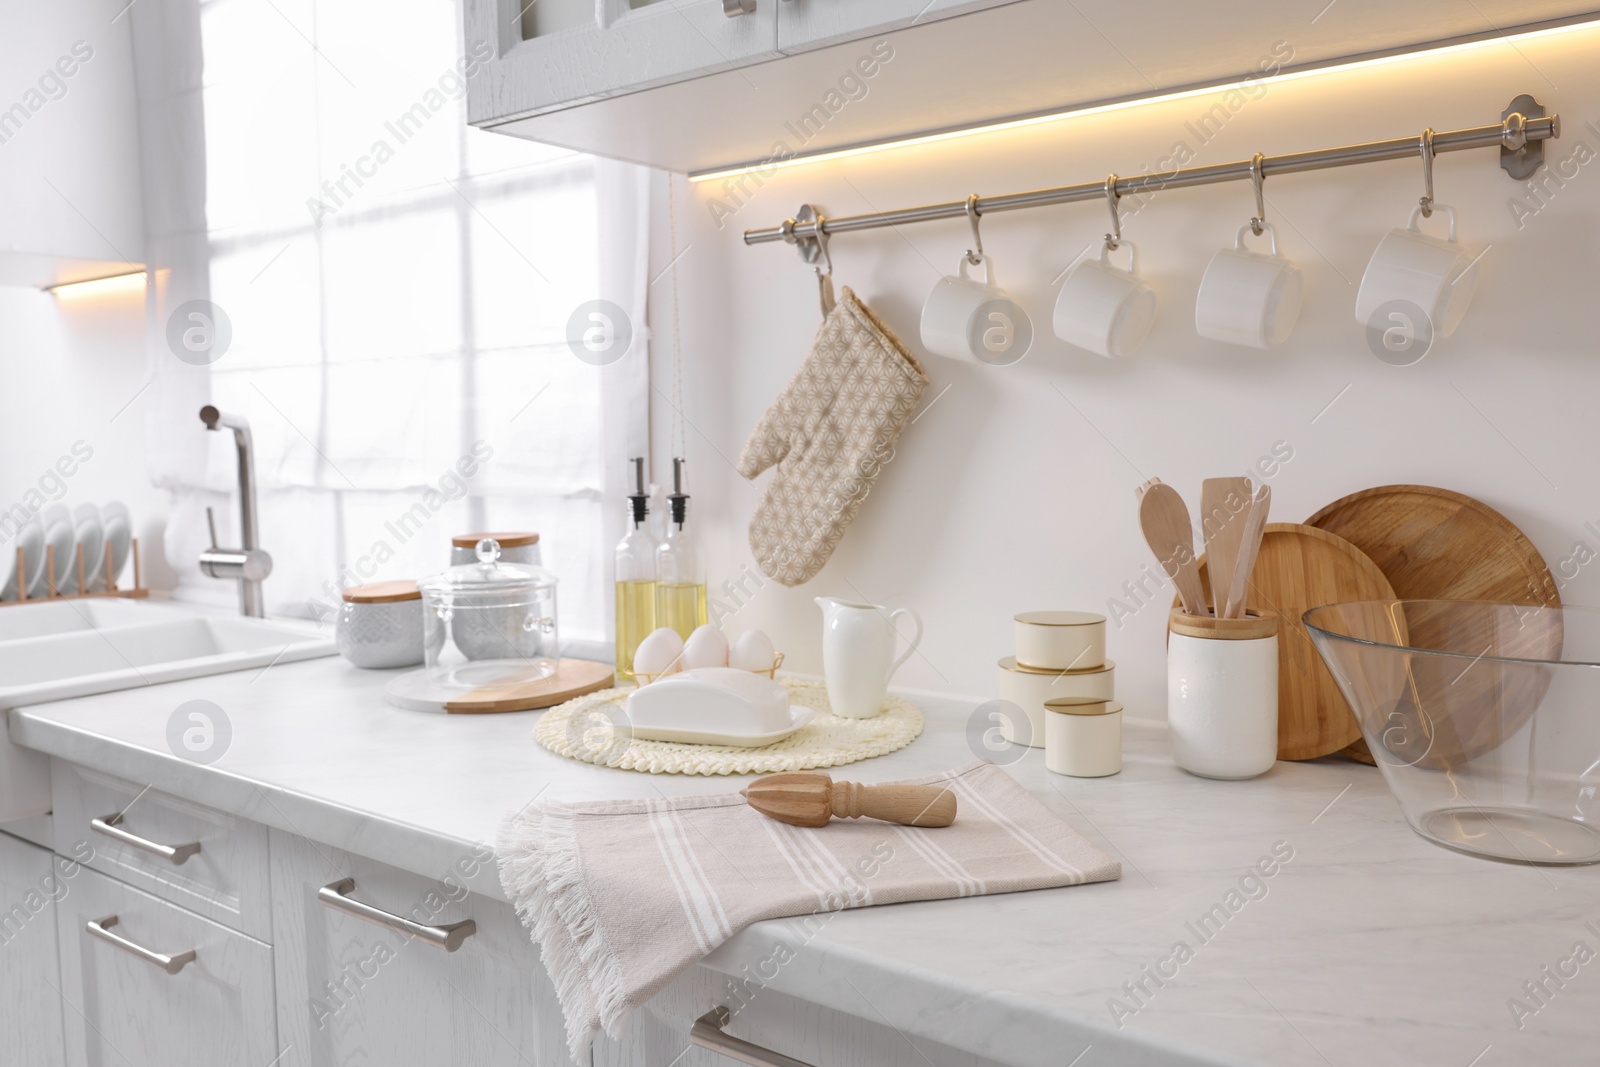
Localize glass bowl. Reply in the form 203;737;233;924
1304;599;1600;866
418;538;558;690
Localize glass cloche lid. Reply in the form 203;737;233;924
417;538;556;602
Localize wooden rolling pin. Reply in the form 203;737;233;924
741;772;957;828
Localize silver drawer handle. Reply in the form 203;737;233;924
86;915;197;975
317;878;476;952
691;1007;816;1067
91;813;202;866
722;0;756;15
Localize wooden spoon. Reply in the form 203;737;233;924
1201;477;1253;617
1138;482;1205;616
742;772;956;828
1222;484;1271;619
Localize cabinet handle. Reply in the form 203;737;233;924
691;1007;817;1067
86;915;197;975
91;813;202;866
317;878;476;952
722;0;756;15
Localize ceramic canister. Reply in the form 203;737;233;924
1044;698;1122;777
450;531;541;567
997;657;1115;749
1167;609;1278;779
1014;610;1106;671
337;580;425;669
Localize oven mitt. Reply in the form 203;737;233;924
737;287;928;586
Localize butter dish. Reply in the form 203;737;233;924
625;668;813;747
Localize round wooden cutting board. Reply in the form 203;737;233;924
1306;485;1561;763
1194;523;1395;761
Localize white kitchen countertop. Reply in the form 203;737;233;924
10;656;1598;1067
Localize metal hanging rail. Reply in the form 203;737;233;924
743;97;1558;255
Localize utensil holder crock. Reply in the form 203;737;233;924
1167;609;1278;779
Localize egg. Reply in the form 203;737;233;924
632;627;684;677
680;624;729;670
729;629;776;672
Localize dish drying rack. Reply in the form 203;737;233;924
623;653;785;688
3;540;149;608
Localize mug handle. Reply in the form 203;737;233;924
1101;239;1138;274
959;254;993;285
1235;222;1280;256
1407;203;1458;242
884;607;923;681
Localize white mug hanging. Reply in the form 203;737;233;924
918;195;1032;365
1195;222;1304;349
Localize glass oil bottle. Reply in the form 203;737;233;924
655;458;706;639
614;457;656;682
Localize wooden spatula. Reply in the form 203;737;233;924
742;772;956;828
1222;484;1271;619
1201;477;1252;617
1137;482;1206;616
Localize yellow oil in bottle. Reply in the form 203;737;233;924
656;582;707;640
614;579;657;681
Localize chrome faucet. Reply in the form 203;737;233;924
198;405;272;617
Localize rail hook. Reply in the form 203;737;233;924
812;213;835;316
1248;153;1267;236
964;194;984;266
1103;174;1122;251
1418;128;1436;218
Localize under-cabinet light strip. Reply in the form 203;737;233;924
691;11;1599;186
46;271;148;297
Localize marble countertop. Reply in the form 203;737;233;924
11;656;1599;1067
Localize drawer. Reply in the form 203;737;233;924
51;760;270;940
55;864;277;1067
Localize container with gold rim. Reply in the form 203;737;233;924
997;656;1115;749
1044;697;1122;777
1014;610;1105;671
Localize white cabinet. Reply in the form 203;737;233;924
776;0;1024;54
54;864;277;1067
0;831;68;1067
268;829;569;1067
465;0;781;126
0;0;145;286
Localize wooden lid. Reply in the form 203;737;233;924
452;531;539;548
998;656;1113;676
342;580;421;604
1168;608;1276;640
1015;610;1105;627
1044;698;1122;716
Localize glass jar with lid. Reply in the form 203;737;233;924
418;538;558;689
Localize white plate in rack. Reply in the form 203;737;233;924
1;516;45;601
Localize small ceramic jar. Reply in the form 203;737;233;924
1167;609;1278;779
1044;697;1123;777
997;657;1115;748
450;531;540;567
1014;610;1105;671
336;581;425;669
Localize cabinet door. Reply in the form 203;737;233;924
54;865;277;1067
776;0;1026;55
269;829;568;1067
0;832;67;1067
465;0;781;126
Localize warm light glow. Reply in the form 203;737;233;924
46;271;149;298
689;17;1597;183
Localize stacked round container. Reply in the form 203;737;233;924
997;611;1120;775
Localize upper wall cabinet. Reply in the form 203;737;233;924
463;0;782;126
0;0;145;287
468;0;1600;175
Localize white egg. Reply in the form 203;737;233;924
680;624;729;670
632;627;684;677
729;629;776;672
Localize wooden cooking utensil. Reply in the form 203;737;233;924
1222;485;1271;620
1138;482;1206;617
1190;523;1395;760
741;772;956;828
1200;478;1253;617
1306;485;1562;764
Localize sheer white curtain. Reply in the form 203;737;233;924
132;0;649;656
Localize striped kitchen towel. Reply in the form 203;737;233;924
496;760;1120;1061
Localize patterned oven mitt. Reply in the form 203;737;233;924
737;287;928;586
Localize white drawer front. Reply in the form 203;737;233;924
0;831;69;1067
51;761;270;939
55;864;277;1067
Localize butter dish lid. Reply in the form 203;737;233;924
418;538;556;601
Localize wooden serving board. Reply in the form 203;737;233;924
1194;523;1395;761
444;659;614;714
1306;485;1562;765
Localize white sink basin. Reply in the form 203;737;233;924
0;599;336;821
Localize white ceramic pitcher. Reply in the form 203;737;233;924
815;597;923;719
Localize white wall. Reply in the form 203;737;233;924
653;25;1600;715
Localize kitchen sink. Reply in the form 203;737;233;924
0;599;336;821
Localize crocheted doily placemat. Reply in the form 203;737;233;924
532;678;923;775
